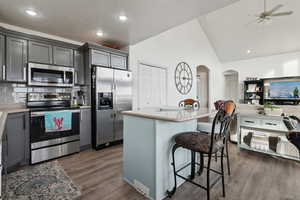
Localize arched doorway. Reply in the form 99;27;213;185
196;65;209;109
223;69;239;143
223;70;239;102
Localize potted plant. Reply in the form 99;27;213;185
264;102;283;116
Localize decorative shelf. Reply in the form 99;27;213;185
239;144;300;162
244;79;264;105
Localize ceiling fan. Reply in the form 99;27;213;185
255;0;293;23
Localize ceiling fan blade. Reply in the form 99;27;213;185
257;18;265;23
265;4;284;15
271;11;293;16
245;18;261;26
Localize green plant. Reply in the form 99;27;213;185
264;102;280;111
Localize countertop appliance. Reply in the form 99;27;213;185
91;66;132;149
27;92;80;164
77;90;86;106
28;62;74;87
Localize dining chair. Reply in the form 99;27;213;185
178;99;200;110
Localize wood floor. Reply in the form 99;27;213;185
58;144;300;200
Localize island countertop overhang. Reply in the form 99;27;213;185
121;108;215;122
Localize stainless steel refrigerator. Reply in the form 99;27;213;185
91;66;132;149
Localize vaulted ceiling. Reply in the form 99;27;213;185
0;0;238;47
199;0;300;62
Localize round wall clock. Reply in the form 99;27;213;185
175;62;193;95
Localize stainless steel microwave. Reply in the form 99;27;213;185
28;63;74;87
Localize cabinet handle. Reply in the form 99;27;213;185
75;71;78;84
80;110;82;121
2;65;5;80
266;122;277;126
23;114;26;130
23;67;27;81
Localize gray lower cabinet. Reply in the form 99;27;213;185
91;50;110;67
53;46;74;67
74;50;85;85
3;112;30;172
80;108;91;149
28;41;53;64
6;37;28;82
0;34;4;80
111;54;127;70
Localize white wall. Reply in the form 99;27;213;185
129;19;224;110
223;51;300;82
223;51;300;101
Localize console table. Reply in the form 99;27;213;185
237;113;300;162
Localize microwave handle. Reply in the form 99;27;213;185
75;71;78;84
63;71;66;84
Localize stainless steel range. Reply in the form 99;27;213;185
27;92;80;164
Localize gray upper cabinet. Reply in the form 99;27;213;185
6;37;28;82
74;50;85;85
91;50;110;67
28;41;53;64
53;46;74;67
0;34;4;80
111;54;127;70
80;108;91;150
4;112;30;171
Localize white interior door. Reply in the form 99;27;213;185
225;74;239;102
138;63;167;109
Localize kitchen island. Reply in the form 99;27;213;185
122;108;214;200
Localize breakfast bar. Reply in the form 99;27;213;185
122;108;214;200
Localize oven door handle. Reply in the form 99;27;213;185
31;110;80;117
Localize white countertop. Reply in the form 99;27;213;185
122;108;214;122
0;103;29;114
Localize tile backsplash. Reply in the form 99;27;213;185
0;83;88;105
0;83;26;104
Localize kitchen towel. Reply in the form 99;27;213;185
45;111;72;132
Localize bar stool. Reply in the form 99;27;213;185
167;101;236;200
179;99;200;110
197;100;236;175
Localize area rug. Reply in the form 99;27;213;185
3;160;81;200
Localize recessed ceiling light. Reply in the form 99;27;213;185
96;31;104;37
247;50;251;54
119;15;128;22
26;9;37;16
